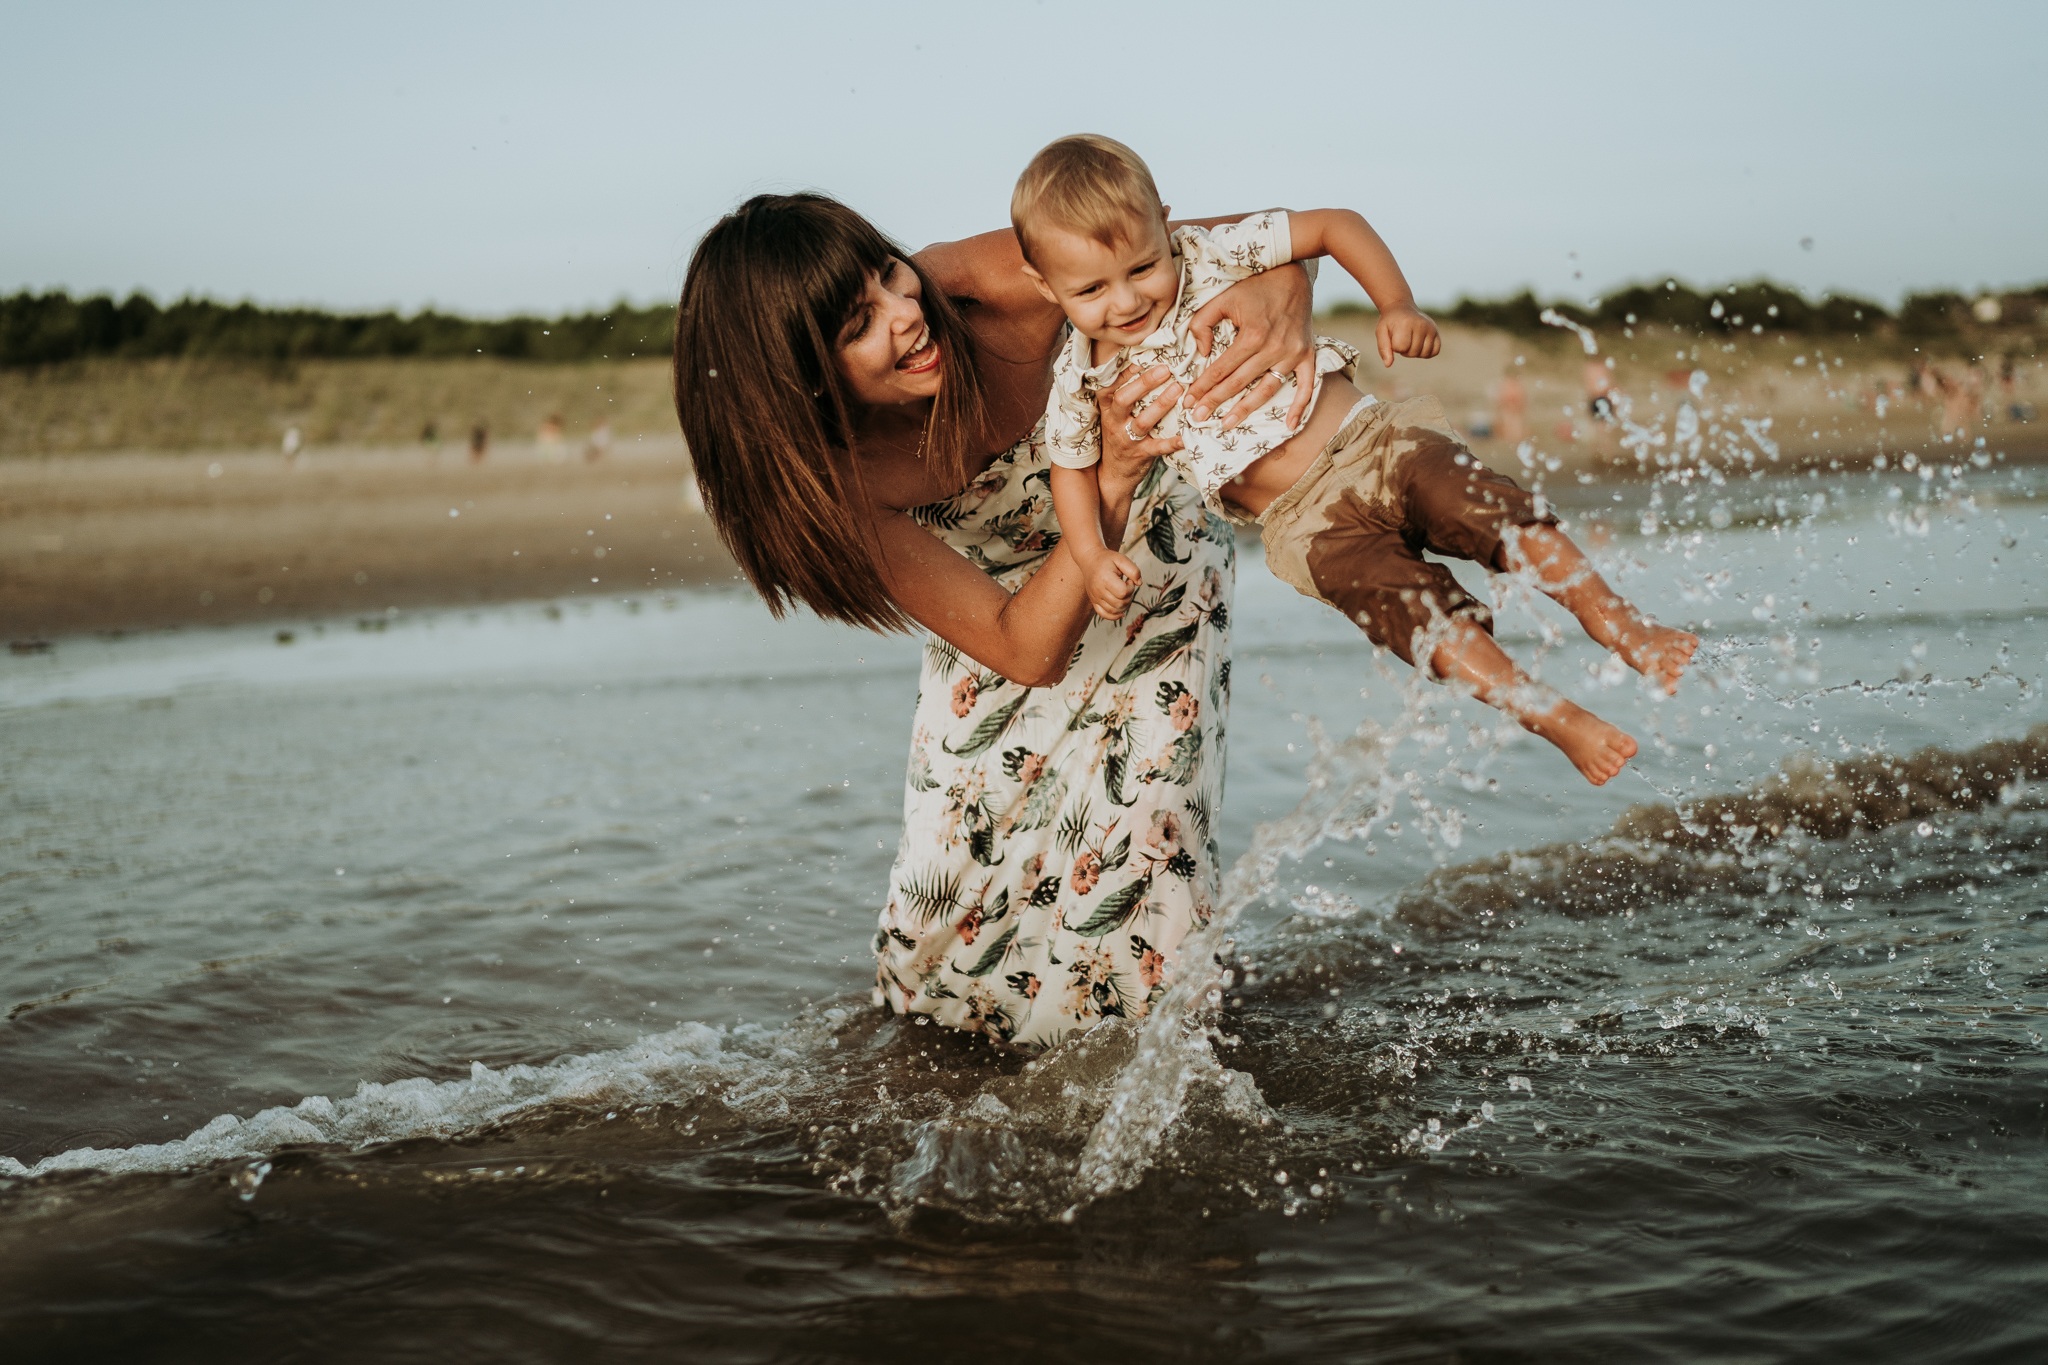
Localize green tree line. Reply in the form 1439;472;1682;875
0;291;676;369
6;275;2044;370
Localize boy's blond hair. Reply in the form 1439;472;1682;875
1011;134;1163;264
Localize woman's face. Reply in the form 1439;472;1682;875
834;258;943;407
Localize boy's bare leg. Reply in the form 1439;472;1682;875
1429;620;1638;785
1506;524;1699;693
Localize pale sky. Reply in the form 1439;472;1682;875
3;0;2041;316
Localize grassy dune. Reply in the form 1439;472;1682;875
4;323;2039;469
0;356;677;457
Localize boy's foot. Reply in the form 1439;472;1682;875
1614;622;1700;695
1523;698;1638;785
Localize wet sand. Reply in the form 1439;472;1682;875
0;440;740;640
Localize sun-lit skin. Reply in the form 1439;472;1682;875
803;219;1316;690
1019;209;1180;364
834;257;944;407
1017;193;1696;781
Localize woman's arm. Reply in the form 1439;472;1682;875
871;465;1142;686
870;370;1172;686
915;230;1064;335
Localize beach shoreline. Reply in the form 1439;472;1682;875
6;325;2042;641
0;439;740;641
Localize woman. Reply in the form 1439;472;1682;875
674;193;1315;1048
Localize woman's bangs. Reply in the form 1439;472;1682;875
809;226;895;339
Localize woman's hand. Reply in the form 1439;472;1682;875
1097;362;1184;488
1092;362;1181;553
1184;261;1317;428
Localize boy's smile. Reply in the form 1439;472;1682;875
1022;211;1179;356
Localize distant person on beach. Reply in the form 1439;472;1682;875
1494;370;1529;446
1917;362;1979;438
469;422;489;463
1944;366;1983;437
1014;135;1696;788
674;191;1316;1045
1999;354;2034;422
1912;357;1940;407
1583;356;1619;423
583;418;612;463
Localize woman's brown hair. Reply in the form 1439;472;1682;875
673;193;989;631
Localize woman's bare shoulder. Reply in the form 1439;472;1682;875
916;230;1066;449
916;231;1061;336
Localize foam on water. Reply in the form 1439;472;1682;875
0;1022;741;1180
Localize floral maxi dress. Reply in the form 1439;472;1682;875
873;425;1234;1049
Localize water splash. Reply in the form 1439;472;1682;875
1074;714;1408;1200
1540;308;1600;356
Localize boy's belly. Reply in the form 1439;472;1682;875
1221;373;1369;519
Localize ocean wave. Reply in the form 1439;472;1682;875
16;726;2040;1209
1616;723;2047;852
0;1022;744;1181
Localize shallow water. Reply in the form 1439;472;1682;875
3;461;2046;1361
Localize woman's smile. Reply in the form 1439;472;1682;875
896;326;939;373
830;260;949;405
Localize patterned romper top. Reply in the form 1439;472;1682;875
871;419;1234;1050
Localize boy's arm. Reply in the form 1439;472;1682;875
1050;464;1110;565
1286;208;1441;367
1043;362;1110;567
1053;463;1144;619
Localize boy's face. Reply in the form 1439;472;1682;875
1022;208;1177;348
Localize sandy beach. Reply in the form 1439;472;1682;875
5;325;2040;642
0;439;738;640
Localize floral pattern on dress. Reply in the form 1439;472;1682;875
873;424;1234;1049
1044;211;1359;518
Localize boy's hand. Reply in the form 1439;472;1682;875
1087;553;1143;620
1376;306;1441;368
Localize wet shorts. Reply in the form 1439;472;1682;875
1258;395;1556;669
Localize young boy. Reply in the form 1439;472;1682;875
1012;134;1698;786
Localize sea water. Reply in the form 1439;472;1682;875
2;461;2044;1361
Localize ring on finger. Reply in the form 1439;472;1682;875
1267;368;1288;382
1123;420;1141;442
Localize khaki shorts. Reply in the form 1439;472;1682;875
1258;395;1555;668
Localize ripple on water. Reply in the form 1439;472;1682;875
5;487;2048;1358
